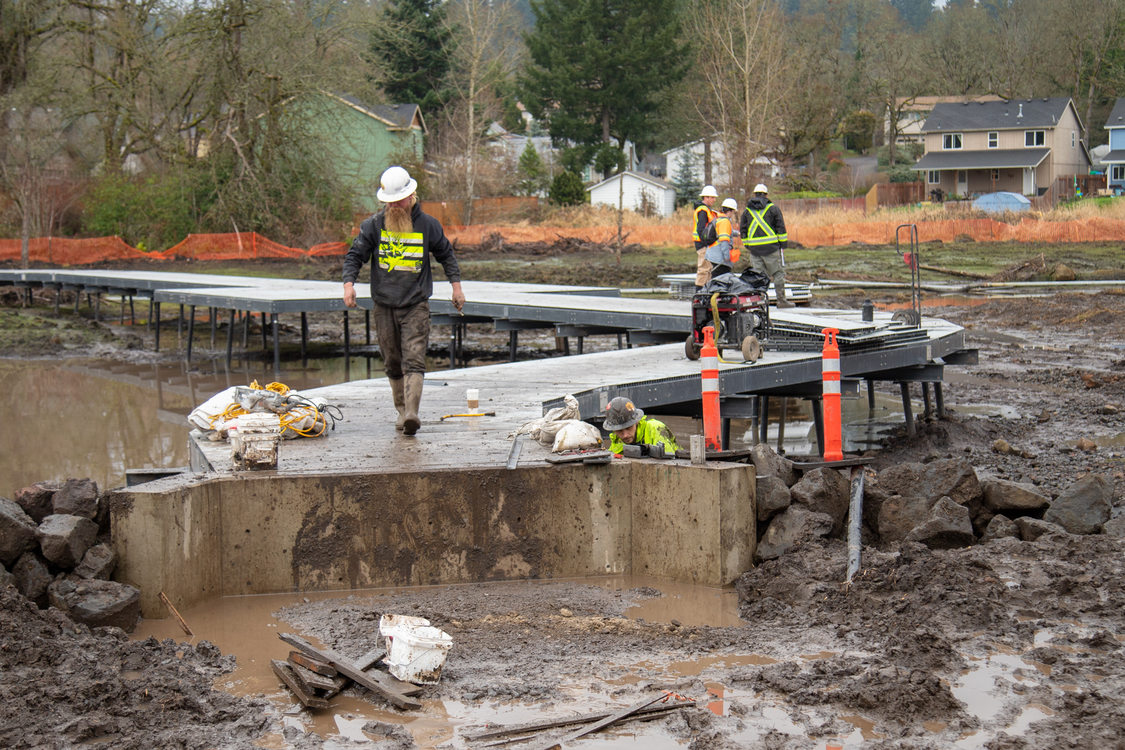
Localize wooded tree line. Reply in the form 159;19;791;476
2;0;1124;251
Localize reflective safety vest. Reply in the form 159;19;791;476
608;416;681;455
743;202;788;247
693;203;717;246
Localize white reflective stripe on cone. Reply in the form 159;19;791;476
822;357;840;374
702;356;719;369
823;380;841;395
702;377;719;391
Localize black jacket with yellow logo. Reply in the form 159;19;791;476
343;203;462;308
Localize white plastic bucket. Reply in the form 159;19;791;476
378;614;453;684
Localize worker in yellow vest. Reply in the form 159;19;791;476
603;397;679;456
741;183;793;307
692;185;719;290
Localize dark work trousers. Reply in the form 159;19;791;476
373;300;430;378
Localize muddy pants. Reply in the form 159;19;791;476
695;246;712;287
750;251;785;290
373;300;430;378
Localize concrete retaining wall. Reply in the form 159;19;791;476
108;462;755;617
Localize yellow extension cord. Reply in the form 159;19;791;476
207;380;328;437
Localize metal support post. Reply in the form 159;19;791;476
186;305;196;362
810;398;824;456
776;396;788;453
365;310;371;345
300;312;308;367
867;378;876;409
900;382;915;436
226;309;235;367
271;313;280;378
154;302;161;351
934;382;945;418
343;310;350;360
922;382;933;419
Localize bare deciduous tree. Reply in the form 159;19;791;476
689;0;788;193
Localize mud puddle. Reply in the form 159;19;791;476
132;577;743;748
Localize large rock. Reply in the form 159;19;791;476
876;493;935;543
872;458;982;508
1103;516;1125;539
47;578;141;632
0;564;14;589
904;496;975;549
756;506;833;562
981;478;1050;513
36;514;99;570
52;478;99;520
1016;517;1068;542
0;497;39;567
755;474;792;522
12;552;53;607
14;481;59;524
1043;475;1113;535
751;444;796;487
789;467;850;536
74;543;116;580
981;514;1020;542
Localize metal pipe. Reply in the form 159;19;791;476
846;466;865;584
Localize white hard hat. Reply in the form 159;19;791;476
753;183;768;194
377;166;418;203
699;185;718;198
721;198;738;211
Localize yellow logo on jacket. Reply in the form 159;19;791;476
379;231;423;272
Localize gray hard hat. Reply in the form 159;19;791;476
603;396;643;431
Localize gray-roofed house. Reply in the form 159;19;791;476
1103;98;1125;194
912;97;1090;199
315;94;426;208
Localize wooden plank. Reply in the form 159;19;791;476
271;659;329;710
289;650;337;677
158;591;193;637
524;695;668;750
319;647;386;700
286;658;338;692
280;633;422;710
463;701;688;741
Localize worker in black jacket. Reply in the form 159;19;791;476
741;183;793;308
343;166;465;435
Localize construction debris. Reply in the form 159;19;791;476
276;633;422;711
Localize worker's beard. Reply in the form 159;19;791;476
385;203;413;234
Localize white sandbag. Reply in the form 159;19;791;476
187;386;241;431
551;420;603;452
510;394;581;444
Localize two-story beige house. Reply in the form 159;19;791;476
912;97;1091;198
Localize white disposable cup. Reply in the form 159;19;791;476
466;388;480;410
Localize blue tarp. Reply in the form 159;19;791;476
972;191;1032;213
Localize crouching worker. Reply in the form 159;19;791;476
603;397;680;456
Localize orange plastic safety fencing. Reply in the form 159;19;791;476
0;236;148;264
307;241;349;257
153;233;306;261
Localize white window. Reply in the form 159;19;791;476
988;132;998;148
943;133;962;150
927;170;940;184
1025;130;1045;147
1113;165;1125;181
1072;131;1076;148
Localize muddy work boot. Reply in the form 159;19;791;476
402;373;424;436
389;377;406;431
775;280;795;308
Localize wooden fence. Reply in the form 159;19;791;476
865;181;925;212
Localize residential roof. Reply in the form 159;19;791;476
894;94;1004;111
331;94;426;133
912;149;1051;171
1105;98;1125;129
1102;149;1125;164
586;170;673;192
922;98;1076;132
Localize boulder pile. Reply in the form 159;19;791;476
0;478;140;631
751;445;1120;563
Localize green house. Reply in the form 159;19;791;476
313;93;426;209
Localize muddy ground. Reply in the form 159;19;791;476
1;263;1123;748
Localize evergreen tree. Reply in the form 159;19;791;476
369;0;453;112
548;170;586;206
670;152;701;209
519;0;687;152
516;140;549;196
